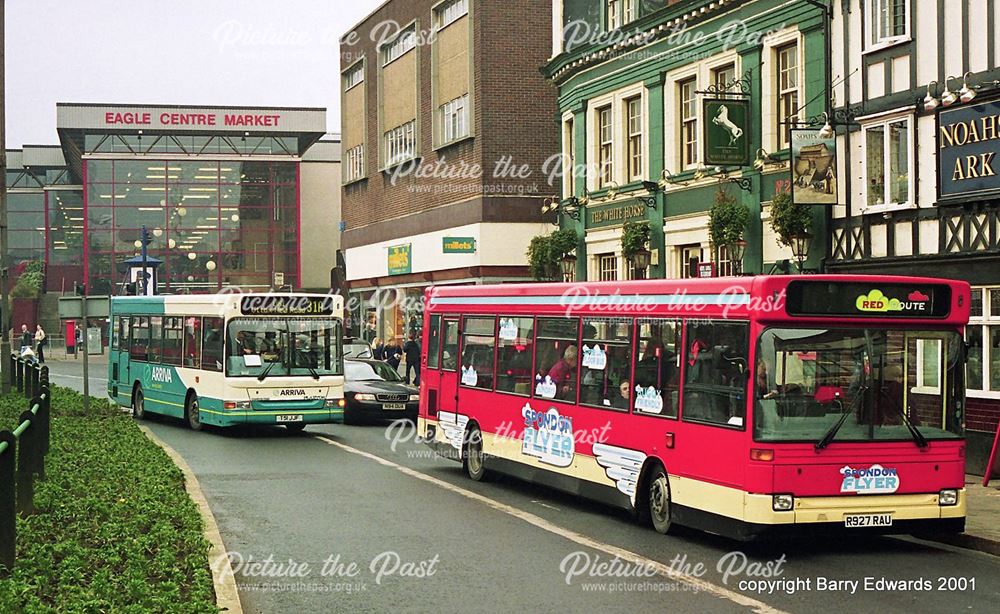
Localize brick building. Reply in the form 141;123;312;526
339;0;559;343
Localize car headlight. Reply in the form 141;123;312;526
354;393;376;402
939;489;958;506
772;494;794;511
409;394;420;402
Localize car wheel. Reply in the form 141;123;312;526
464;425;487;482
285;424;306;433
186;395;203;431
133;388;146;420
647;465;673;535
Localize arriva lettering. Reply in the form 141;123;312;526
151;366;173;384
278;389;307;396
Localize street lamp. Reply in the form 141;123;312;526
559;253;578;282
629;247;651;280
790;232;813;273
729;239;748;275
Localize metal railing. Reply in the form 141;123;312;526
0;357;51;576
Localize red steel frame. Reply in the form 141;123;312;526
418;275;971;539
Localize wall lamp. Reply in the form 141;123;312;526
923;80;941;112
817;112;835;139
752;148;778;171
654;168;688;189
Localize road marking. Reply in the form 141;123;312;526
140;426;244;614
532;500;561;511
48;373;109;384
314;434;786;614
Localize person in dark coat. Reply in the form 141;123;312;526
385;338;403;371
403;333;421;385
372;337;386;360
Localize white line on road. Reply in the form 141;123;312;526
50;373;108;384
314;434;787;614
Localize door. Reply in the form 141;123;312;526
115;316;132;403
437;317;461;416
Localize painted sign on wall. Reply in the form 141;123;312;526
388;244;412;276
938;99;1000;201
703;98;750;167
442;237;477;253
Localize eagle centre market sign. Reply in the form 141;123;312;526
586;201;648;229
938;99;1000;200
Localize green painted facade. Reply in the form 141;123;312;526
547;0;831;279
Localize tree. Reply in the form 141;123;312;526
621;221;651;261
769;190;813;247
708;187;749;248
527;229;579;281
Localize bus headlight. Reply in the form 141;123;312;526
408;394;420;402
326;399;346;409
772;494;794;511
224;401;251;410
939;489;959;506
354;393;377;402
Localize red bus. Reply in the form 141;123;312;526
418;275;969;541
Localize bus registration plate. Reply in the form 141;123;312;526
383;403;406;411
276;415;303;423
844;513;892;528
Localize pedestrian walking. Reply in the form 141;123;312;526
34;324;47;363
403;333;421;386
19;324;32;353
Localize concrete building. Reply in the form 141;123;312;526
339;0;559;343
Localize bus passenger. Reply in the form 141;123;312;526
547;345;578;399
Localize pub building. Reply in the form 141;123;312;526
825;0;1000;472
4;103;341;298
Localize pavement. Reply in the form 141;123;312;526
928;476;1000;556
34;360;1000;613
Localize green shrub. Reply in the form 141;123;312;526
769;190;813;247
621;221;651;260
0;386;217;613
708;187;749;248
527;228;579;281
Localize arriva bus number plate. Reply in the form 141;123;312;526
844;513;892;528
383;403;406;410
276;415;303;423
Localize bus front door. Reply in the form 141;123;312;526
114;316;132;404
437;317;460;416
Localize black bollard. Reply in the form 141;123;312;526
0;431;16;576
15;412;35;517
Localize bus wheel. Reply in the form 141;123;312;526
133;388;146;420
647;466;673;535
285;424;306;433
185;395;203;431
464;426;487;482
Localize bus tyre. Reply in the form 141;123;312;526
286;424;306;433
647;466;674;535
463;426;487;482
133;388;146;420
186;396;203;431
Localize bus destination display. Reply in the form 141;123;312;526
786;281;951;318
240;295;335;316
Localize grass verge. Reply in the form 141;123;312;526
0;385;217;613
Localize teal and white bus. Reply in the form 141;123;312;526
108;293;345;432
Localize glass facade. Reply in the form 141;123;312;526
84;159;299;294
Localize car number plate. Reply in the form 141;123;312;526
844;513;892;528
383;403;406;410
276;414;303;423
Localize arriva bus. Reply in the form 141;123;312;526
419;276;969;540
108;293;345;432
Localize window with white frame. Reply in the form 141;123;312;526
863;115;912;208
626;97;643;183
435;0;468;31
381;26;416;66
598;106;614;187
345;145;365;182
679;245;701;279
598;254;618;281
776;42;799;150
915;338;943;393
715;244;733;277
344;62;364;90
679;78;698;169
867;0;909;49
606;0;639;30
967;288;1000;394
713;63;736;91
441;94;470;144
383;120;416;167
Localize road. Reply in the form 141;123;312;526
46;359;1000;613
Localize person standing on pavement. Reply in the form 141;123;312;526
372;337;385;360
19;325;33;353
403;333;421;386
34;324;47;363
385;337;403;372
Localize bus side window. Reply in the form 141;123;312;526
460;316;496;391
534;318;580;404
149;316;163;363
111;317;119;351
682;321;750;428
184;317;202;369
162;317;183;367
119;316;130;355
634;319;681;418
129;317;148;362
427;315;441;370
441;319;459;371
580;317;632;411
202;317;224;372
496;317;535;396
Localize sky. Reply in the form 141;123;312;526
4;0;379;146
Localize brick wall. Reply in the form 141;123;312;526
339;0;558;250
